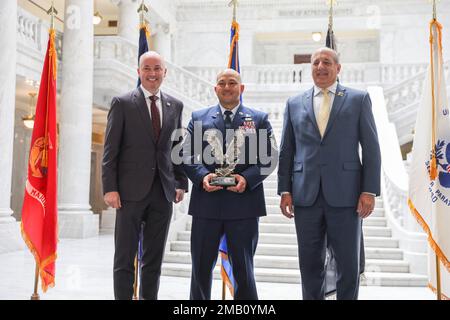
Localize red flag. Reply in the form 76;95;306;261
21;28;58;293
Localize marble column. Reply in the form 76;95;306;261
58;0;98;238
154;23;172;60
0;1;24;253
116;0;140;44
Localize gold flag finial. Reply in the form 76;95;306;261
138;0;149;26
228;0;239;22
47;1;58;30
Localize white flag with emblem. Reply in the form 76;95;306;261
408;18;450;300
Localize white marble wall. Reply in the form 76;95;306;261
174;0;450;66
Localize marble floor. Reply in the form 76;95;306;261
0;233;436;300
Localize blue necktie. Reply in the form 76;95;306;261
224;110;233;129
223;110;233;151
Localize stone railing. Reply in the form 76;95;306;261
381;63;428;84
185;62;429;86
16;7;63;85
17;7;63;60
17;7;45;53
383;61;450;144
368;86;427;275
94;36;216;110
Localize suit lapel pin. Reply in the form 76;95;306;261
337;91;344;97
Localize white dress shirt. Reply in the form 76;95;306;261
313;81;338;125
219;103;240;121
140;85;163;126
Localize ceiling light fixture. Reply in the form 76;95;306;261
93;11;103;25
23;92;37;129
312;32;322;42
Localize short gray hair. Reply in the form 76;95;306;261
216;68;242;83
138;51;166;68
311;47;340;64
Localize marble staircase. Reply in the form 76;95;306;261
161;118;428;287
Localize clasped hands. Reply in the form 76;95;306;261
202;173;247;193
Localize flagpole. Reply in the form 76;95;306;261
328;0;333;28
432;0;437;20
222;280;226;300
133;255;139;300
222;0;240;301
435;254;442;300
30;263;40;300
431;0;442;301
28;2;57;300
229;0;238;22
47;1;56;30
42;1;57;174
138;0;148;27
133;1;148;300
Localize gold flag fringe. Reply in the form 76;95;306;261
139;23;151;40
20;222;57;293
428;283;449;300
407;199;450;273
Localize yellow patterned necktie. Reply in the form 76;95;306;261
318;89;331;137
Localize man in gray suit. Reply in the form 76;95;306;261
278;47;381;300
102;51;188;300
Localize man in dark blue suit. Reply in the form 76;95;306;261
182;69;277;300
278;47;381;300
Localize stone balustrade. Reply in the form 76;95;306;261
17;7;63;60
94;35;216;109
369;86;427;274
384;62;450;144
186;62;429;86
17;7;45;53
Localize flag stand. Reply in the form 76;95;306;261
431;0;442;301
31;263;40;300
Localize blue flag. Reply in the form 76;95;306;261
219;234;235;297
219;20;241;298
137;25;149;87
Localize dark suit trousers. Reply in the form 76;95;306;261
113;176;173;300
190;217;259;300
294;187;361;300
